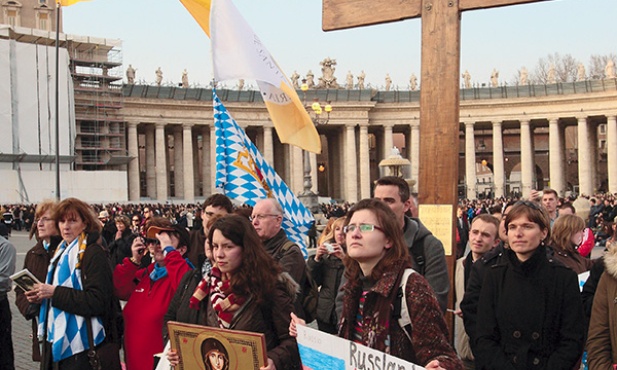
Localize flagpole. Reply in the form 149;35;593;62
54;1;61;200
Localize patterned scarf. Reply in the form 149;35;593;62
189;260;213;310
38;234;106;362
208;267;246;328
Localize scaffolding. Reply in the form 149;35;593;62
68;35;129;170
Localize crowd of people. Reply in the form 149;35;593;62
1;182;617;369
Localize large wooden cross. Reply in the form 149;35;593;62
323;0;548;331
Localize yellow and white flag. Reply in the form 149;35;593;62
179;0;321;153
57;0;90;6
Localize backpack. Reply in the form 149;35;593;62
392;268;414;343
276;241;319;323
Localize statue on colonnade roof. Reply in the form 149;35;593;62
316;57;339;89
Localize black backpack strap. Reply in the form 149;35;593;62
410;242;425;275
274;240;296;261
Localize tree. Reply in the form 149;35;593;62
531;53;579;84
588;54;617;79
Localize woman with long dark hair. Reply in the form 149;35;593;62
165;215;299;370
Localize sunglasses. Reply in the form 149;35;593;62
144;238;160;245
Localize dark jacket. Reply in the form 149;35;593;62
107;229;133;266
460;242;505;354
475;246;584;370
41;232;121;370
307;253;344;328
338;259;463;369
403;216;450;312
264;229;307;318
187;229;206;269
164;269;301;370
14;236;61;361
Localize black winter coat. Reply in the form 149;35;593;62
475;246;584;370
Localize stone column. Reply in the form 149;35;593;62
608;115;617;194
520;120;534;198
192;130;200;196
155;122;168;200
589;122;598;192
577;116;592;196
210;125;217;194
464;122;477;199
127;122;140;201
145;125;156;199
411;121;420;191
173;127;184;199
345;125;358;202
263;126;274;166
359;124;371;198
310;152;318;194
202;127;211;196
548;118;565;196
492;121;505;198
183;123;195;201
383;125;393;159
291;145;303;193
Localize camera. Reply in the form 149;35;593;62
324;242;335;253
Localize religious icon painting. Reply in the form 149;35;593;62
167;321;267;370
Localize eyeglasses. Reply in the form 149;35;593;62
249;214;280;222
132;219;139;222
343;223;384;234
36;217;53;224
144;238;160;245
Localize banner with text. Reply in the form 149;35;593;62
296;325;425;370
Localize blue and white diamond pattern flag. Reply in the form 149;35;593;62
213;91;314;258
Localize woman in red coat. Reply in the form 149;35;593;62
114;218;193;370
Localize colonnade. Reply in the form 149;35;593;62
125;113;617;202
463;115;617;199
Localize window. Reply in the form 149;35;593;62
6;9;17;27
599;124;606;134
599;140;606;149
38;12;48;31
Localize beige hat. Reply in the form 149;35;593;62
98;210;109;219
146;225;175;239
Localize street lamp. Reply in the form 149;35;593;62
298;79;332;212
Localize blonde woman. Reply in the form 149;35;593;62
308;217;346;334
550;214;594;274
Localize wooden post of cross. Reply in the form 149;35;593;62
322;0;548;336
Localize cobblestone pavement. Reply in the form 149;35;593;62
7;231;37;370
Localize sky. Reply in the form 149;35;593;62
62;0;615;90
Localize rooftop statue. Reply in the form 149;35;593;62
316;57;339;89
345;71;353;89
606;59;616;79
385;73;392;91
490;68;499;87
155;67;163;86
126;64;136;85
357;70;366;90
462;70;471;89
519;67;528;85
410;73;418;91
181;69;189;88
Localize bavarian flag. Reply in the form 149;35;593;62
179;0;322;154
213;91;314;258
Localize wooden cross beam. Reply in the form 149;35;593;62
322;0;549;333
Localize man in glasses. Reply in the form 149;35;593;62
187;194;233;268
251;198;308;319
373;176;449;312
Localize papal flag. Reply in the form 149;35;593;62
179;0;322;154
213;91;314;257
57;0;89;5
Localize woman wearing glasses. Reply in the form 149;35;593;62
293;199;462;369
31;197;122;369
475;201;585;370
16;200;61;362
113;218;193;370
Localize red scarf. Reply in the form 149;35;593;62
206;267;246;328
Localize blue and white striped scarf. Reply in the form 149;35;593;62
38;235;106;362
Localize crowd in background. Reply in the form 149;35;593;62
2;187;617;370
